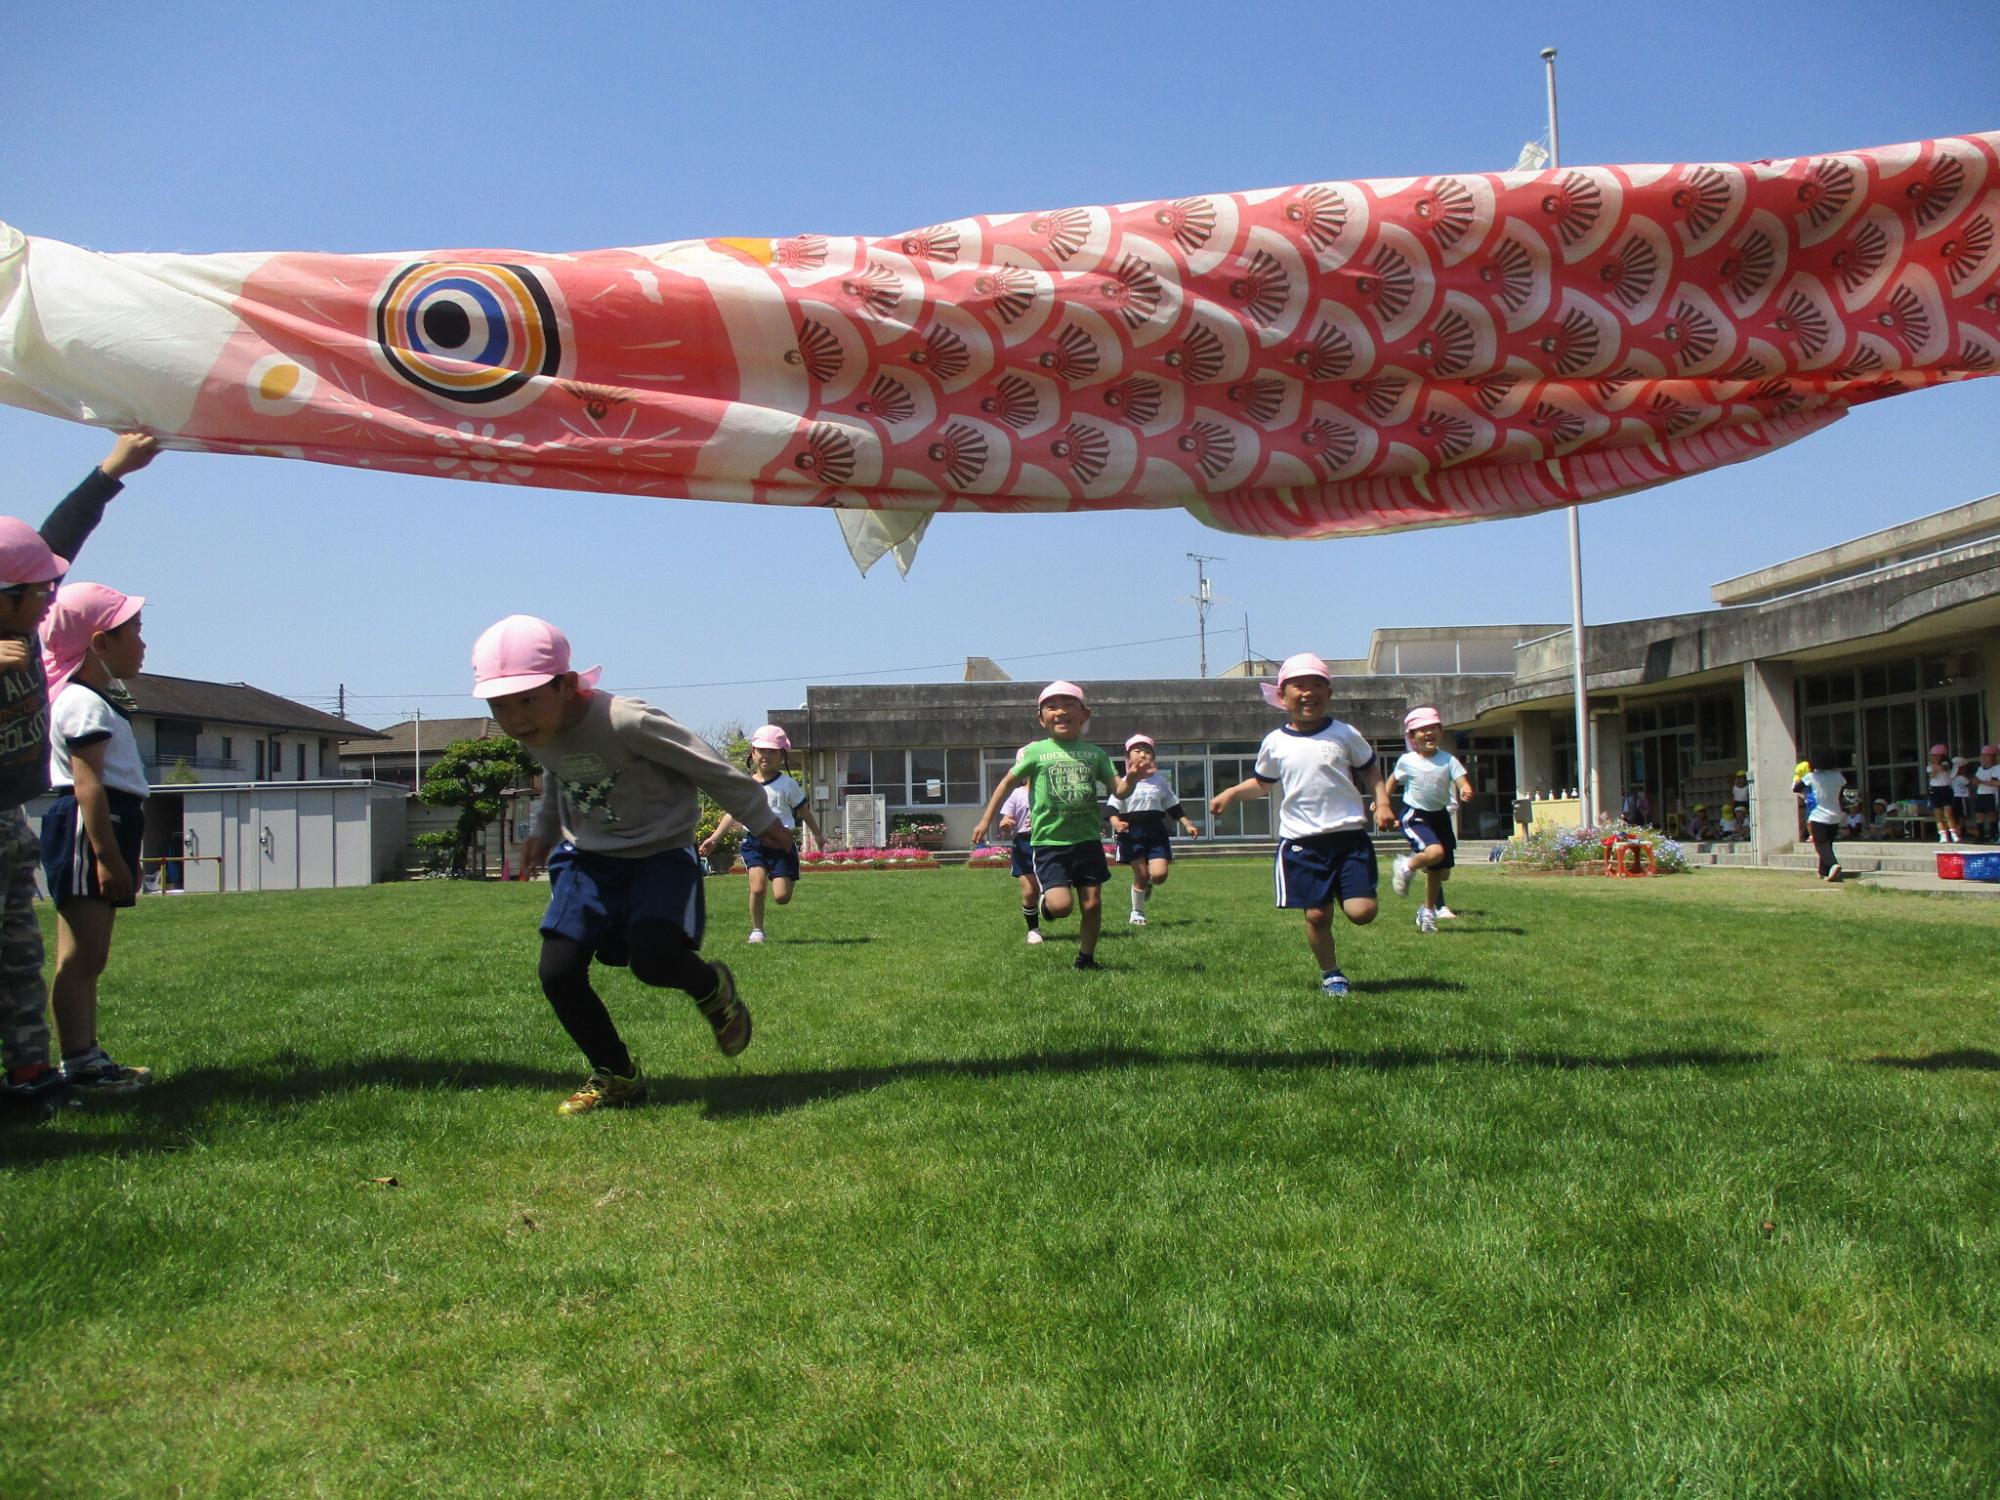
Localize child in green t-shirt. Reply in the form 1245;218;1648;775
973;681;1136;970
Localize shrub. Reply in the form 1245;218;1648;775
1501;818;1689;874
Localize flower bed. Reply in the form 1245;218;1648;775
1499;819;1689;874
966;845;1013;869
800;846;939;871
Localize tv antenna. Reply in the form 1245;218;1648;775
1186;552;1226;676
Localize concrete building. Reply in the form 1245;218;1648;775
765;492;2000;867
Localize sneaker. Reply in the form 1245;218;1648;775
746;929;767;945
1416;907;1438;934
1320;971;1351;997
1939;832;1950;843
1025;929;1045;945
1827;864;1843;883
4;1062;69;1119
1128;911;1148;927
558;1062;647;1115
1434;905;1457;920
61;1047;150;1093
697;962;752;1057
1391;855;1412;897
1073;953;1103;971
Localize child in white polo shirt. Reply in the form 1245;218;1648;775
1210;653;1393;997
1387;706;1475;933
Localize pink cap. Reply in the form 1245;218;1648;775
1403;706;1442;733
0;518;68;588
1260;652;1331;708
1038;680;1086;706
749;724;792;751
42;582;144;701
1930;743;1950;758
470;614;602;699
1124;733;1155;751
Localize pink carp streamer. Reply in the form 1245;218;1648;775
1;132;1995;569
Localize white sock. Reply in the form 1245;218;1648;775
1131;886;1148;913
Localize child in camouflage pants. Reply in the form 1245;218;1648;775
0;433;156;1110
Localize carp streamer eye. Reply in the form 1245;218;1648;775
374;262;563;404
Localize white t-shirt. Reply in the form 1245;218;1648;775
1393;749;1466;813
1976;764;2000;796
1254;718;1376;840
1929;763;1954;788
999;785;1031;836
48;683;149;798
1951;773;1971;798
1110;772;1181;817
754;772;807;831
1804;769;1846;826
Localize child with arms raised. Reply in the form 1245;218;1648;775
1108;734;1199;927
1211;654;1393;996
701;724;824;944
972;682;1135;970
473;615;788;1114
1387;706;1475;933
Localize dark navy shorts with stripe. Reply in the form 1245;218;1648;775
1010;834;1035;878
1032;839;1110;891
1274;829;1378;909
39;789;146;910
739;834;801;883
1115;815;1174;865
542;843;705;965
1400;807;1457;871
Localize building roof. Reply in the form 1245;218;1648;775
130;674;383;739
339;717;503;757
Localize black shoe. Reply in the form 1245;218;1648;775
1073;953;1103;971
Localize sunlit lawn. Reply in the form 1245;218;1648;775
3;862;1997;1498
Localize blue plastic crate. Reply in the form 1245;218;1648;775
1961;851;2000;882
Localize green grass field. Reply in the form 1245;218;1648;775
3;862;1997;1498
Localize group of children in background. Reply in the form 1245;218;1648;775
1925;744;2000;843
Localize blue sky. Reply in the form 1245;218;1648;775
1;1;1993;736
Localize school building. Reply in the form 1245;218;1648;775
764;490;2000;866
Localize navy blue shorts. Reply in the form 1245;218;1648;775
541;843;705;966
1010;834;1035;878
739;833;802;883
1032;839;1110;891
1274;830;1378;910
1115;828;1174;865
1929;786;1957;810
40;789;146;910
1400;807;1456;871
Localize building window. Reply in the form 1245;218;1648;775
155;718;200;762
221;736;233;763
908;748;982;805
836;750;876;798
254;740;265;780
296;743;306;780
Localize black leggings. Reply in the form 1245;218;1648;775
1808;822;1839;878
538;923;718;1074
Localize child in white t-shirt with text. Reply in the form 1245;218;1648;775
702;725;824;945
1387;707;1475;932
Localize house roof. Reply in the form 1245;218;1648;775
338;717;503;757
129;674;383;739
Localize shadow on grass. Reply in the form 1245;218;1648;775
760;936;875;946
1357;976;1467;993
1866;1049;2000;1071
0;1042;1778;1160
1433;926;1529;937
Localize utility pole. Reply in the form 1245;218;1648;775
337;682;345;719
1187;552;1224;677
413;707;422;792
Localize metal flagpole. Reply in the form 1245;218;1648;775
1543;46;1594;826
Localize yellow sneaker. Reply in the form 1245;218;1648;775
558;1063;646;1115
696;962;752;1057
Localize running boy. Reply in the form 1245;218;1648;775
701;724;825;944
0;432;156;1115
1108;734;1199;927
472;615;788;1114
971;682;1135;970
40;584;153;1091
1210;653;1392;997
1387;706;1475;934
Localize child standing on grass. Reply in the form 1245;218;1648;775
996;763;1043;945
1387;707;1475;934
472;615;788;1115
700;725;824;945
1108;734;1199;928
0;432;156;1116
1210;653;1392;997
1926;745;1962;843
1794;749;1847;882
39;583;152;1093
972;682;1135;971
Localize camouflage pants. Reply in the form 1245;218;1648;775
0;807;49;1073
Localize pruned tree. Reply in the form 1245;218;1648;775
416;735;539;875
